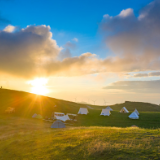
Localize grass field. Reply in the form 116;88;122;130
1;116;160;160
1;89;160;159
75;110;160;128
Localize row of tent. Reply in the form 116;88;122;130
50;107;140;128
78;107;140;119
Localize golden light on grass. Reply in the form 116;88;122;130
28;78;49;95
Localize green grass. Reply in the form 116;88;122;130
0;116;160;160
75;110;160;128
1;89;160;159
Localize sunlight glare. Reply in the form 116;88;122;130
28;78;49;95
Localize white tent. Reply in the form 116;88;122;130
100;109;111;116
129;112;139;119
32;113;37;118
55;115;70;122
78;108;88;115
105;106;113;111
134;109;139;115
120;107;129;113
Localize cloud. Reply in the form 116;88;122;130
118;8;134;18
0;25;61;78
57;48;72;61
2;0;160;79
72;38;78;42
100;0;160;72
3;25;16;32
133;72;160;77
44;52;100;76
103;80;160;93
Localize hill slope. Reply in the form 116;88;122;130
0;89;160;118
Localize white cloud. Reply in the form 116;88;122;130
3;25;16;32
118;8;134;18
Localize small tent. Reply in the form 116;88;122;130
134;109;139;115
32;113;37;118
129;112;139;119
51;120;65;128
100;109;111;116
78;108;88;115
105;106;113;111
55;115;70;122
120;107;129;113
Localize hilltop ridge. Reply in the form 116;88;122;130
0;89;160;118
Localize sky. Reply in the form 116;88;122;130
0;0;160;105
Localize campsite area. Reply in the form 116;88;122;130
1;89;160;159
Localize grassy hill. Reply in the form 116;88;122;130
1;89;160;159
0;89;160;117
0;88;86;117
0;116;160;160
1;88;160;128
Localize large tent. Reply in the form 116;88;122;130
105;106;113;111
134;109;139;115
120;107;129;113
78;108;88;115
55;115;70;122
32;113;37;118
129;112;139;119
100;109;111;116
51;120;65;128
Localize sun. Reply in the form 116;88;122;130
28;78;49;95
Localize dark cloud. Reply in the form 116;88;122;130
103;80;160;93
133;72;160;77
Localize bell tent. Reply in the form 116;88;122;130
129;112;139;119
51;120;65;128
78;108;88;115
100;109;111;116
120;107;129;113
